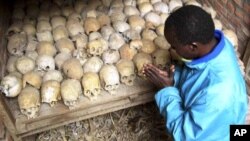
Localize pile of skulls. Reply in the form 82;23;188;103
0;0;242;119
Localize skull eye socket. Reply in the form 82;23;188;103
13;48;17;53
105;84;112;89
94;88;99;93
45;66;50;70
85;90;91;95
122;76;128;80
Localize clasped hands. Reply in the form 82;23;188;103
142;64;175;89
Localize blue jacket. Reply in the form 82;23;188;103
155;30;248;141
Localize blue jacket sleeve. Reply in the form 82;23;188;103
155;82;248;141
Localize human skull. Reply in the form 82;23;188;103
23;17;36;26
144;12;162;27
112;21;130;33
154;36;171;50
109;33;125;50
84;17;101;35
18;86;40;119
6;56;18;73
52;25;69;41
37;20;52;33
16;56;35;74
23;71;42;89
133;52;153;77
138;2;153;17
55;38;75;54
51;16;66;29
119;43;138;60
0;74;22;97
41;80;61;107
38;11;50;22
223;29;238;49
168;0;183;13
37;41;57;57
100;25;115;41
61;79;82;109
128;15;145;33
99;64;120;94
43;70;63;82
7;32;27;56
61;5;75;17
102;49;120;64
116;59;136;86
74;0;87;13
83;56;104;73
87;38;105;56
55;53;72;70
110;12;126;23
122;29;141;42
124;6;140;16
124;0;137;6
153;2;169;14
141;28;157;41
137;0;150;4
203;5;217;19
36;55;55;72
22;23;36;36
156;24;165;36
36;31;53;43
140;39;156;54
130;39;143;50
81;72;101;100
26;35;38;51
73;48;88;65
71;33;88;49
97;13;111;27
160;13;169;24
185;0;202;7
152;49;171;70
62;58;84;80
7;21;23;36
213;19;223;30
66;19;85;38
89;32;102;41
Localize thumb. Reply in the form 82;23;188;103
169;65;175;78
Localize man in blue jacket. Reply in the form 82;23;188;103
143;5;248;141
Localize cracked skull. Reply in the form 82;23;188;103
0;74;22;97
41;80;61;107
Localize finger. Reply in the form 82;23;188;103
144;66;163;86
168;65;175;80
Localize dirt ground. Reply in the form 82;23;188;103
31;102;172;141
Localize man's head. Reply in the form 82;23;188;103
164;5;215;60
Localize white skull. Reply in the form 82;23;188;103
185;0;202;7
36;55;55;72
101;25;115;41
144;12;162;27
160;13;169;24
142;28;157;41
153;2;169;14
119;43;138;60
51;16;66;29
55;53;72;70
151;0;161;4
124;0;137;6
169;0;183;13
102;49;120;64
6;56;18;73
61;5;75;17
25;51;38;61
41;80;61;107
43;70;63;82
84;17;101;35
110;12;126;23
22;23;36;36
7;32;27;56
61;79;82;109
154;36;171;50
133;52;153;77
128;15;145;33
38;11;50;22
7;21;23;36
223;29;238;49
116;59;136;86
81;72;101;100
71;33;88;49
74;0;87;13
18;86;40;119
109;33;125;50
122;29;141;42
36;31;53;43
62;58;84;80
37;41;57;57
83;56;104;73
140;39;156;54
23;71;42;89
152;49;171;70
52;25;69;41
124;6;140;16
138;2;153;17
112;21;130;33
87;38;105;56
37;20;52;33
23;17;36;26
0;74;22;97
213;19;223;30
16;56;35;74
99;64;120;94
130;39;143;50
156;24;165;36
55;38;75;54
137;0;150;5
89;32;103;41
73;48;88;65
97;13;111;27
203;5;217;19
66;19;85;37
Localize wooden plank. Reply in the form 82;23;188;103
3;78;156;135
17;90;155;138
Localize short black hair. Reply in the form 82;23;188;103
165;5;215;45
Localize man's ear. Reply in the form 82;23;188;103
188;42;198;51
